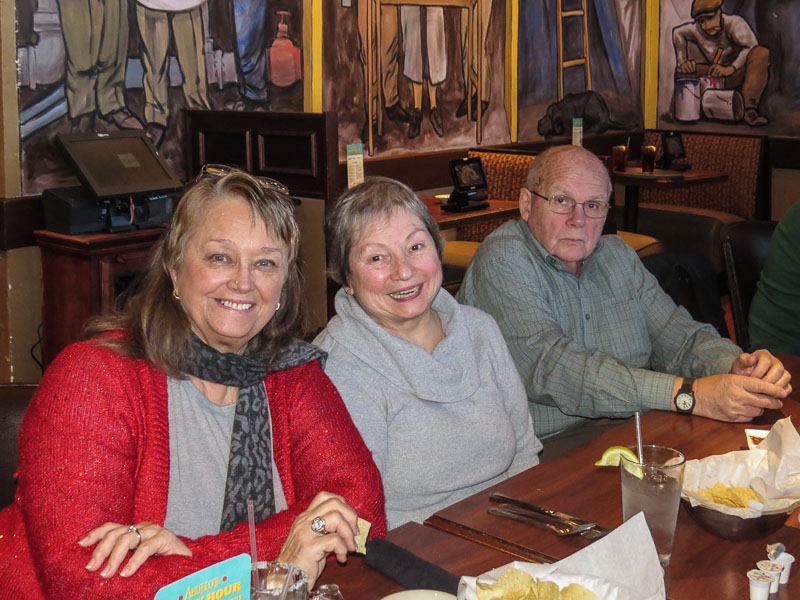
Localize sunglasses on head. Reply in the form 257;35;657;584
198;163;292;197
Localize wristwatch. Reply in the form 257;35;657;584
674;378;696;414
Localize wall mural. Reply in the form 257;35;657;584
517;0;643;142
323;1;511;159
657;0;800;135
16;0;304;194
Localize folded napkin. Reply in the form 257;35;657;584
364;538;461;594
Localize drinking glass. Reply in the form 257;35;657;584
620;445;685;567
640;145;657;173
612;145;628;172
251;561;308;600
311;584;344;600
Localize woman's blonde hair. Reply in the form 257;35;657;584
84;171;304;376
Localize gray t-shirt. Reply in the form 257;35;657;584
164;378;287;539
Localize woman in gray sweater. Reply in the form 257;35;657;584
314;177;542;529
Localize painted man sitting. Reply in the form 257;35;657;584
672;0;770;126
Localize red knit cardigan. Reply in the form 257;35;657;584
0;339;386;599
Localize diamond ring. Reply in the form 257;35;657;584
310;516;327;535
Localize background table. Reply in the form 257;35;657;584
421;196;519;231
427;353;800;600
612;168;728;232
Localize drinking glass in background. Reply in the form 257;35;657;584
311;584;344;600
251;561;308;600
620;445;685;567
612;145;628;172
641;145;657;173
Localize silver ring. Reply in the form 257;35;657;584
310;516;327;535
127;524;142;548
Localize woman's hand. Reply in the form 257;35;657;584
78;521;192;579
277;491;360;589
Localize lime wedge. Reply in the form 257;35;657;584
594;446;643;478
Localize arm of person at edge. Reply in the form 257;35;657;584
463;241;788;423
18;342;386;599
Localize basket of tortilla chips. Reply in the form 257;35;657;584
681;417;800;540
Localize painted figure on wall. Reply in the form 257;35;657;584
136;0;213;147
56;0;143;132
16;0;304;195
672;0;769;127
657;0;800;136
402;6;446;139
324;2;511;158
356;3;410;142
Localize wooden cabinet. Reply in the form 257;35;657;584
35;228;166;366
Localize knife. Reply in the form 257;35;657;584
488;505;598;536
489;492;609;539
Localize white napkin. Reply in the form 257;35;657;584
457;513;665;600
682;417;800;517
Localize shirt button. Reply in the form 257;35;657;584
585;314;590;320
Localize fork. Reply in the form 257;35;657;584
488;505;598;536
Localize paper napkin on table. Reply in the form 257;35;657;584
457;512;664;600
682;416;800;517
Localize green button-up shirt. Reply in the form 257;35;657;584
457;219;741;438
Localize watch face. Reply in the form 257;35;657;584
676;393;694;411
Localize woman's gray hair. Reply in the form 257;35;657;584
326;176;444;286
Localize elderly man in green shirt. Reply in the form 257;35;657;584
457;145;791;449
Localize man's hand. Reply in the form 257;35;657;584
731;349;792;391
676;60;697;74
708;64;736;77
692;374;788;422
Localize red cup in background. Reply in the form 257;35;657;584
612;145;628;172
641;145;657;173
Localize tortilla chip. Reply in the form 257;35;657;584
477;568;535;600
560;583;598;600
697;482;761;508
354;517;370;554
533;579;559;600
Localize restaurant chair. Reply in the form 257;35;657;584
0;383;37;508
722;220;777;350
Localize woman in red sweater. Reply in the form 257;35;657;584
0;170;386;599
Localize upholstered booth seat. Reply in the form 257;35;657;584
619;203;745;273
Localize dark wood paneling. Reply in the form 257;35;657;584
768;137;800;169
0;196;44;250
184;110;340;200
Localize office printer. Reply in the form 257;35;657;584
43;131;182;234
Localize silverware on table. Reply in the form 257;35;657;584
489;492;609;540
488;505;597;537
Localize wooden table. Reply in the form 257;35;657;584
612;168;728;233
421;196;519;231
315;521;518;597
426;353;800;600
